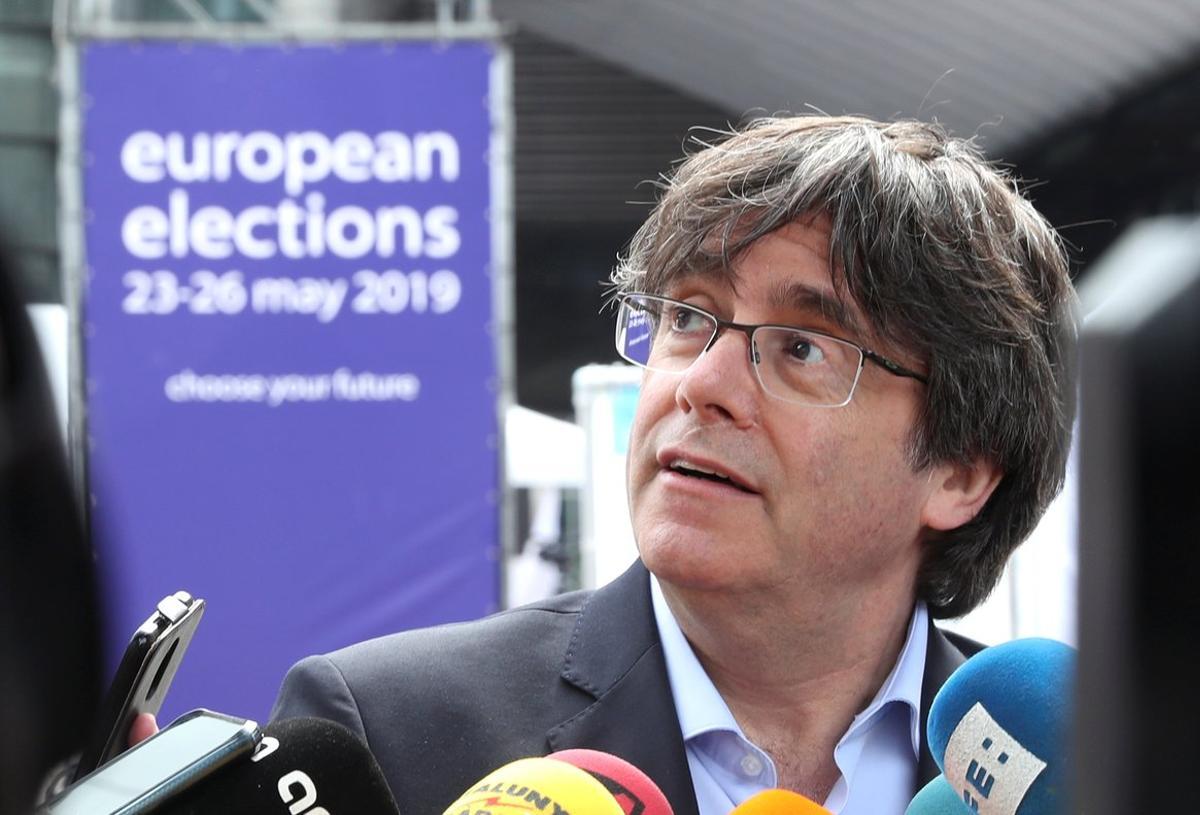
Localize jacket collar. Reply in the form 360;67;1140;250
917;618;974;785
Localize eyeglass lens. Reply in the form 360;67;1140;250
616;295;864;407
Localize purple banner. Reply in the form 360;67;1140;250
81;40;500;721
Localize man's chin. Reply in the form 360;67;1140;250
638;533;763;595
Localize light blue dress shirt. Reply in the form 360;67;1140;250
649;577;929;815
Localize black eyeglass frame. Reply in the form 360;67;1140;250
615;292;928;404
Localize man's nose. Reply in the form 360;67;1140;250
674;328;761;424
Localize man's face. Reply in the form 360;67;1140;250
627;218;941;602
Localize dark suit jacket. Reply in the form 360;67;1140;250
271;561;980;815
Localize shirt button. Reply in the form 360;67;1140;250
739;754;763;777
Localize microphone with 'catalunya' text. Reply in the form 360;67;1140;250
906;637;1075;815
158;716;399;815
440;756;627;815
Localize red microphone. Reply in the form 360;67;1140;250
546;749;674;815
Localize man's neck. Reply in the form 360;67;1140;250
659;577;917;799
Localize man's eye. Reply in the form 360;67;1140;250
668;307;705;332
787;336;827;364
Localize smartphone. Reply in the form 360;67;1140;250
72;591;205;782
42;709;260;815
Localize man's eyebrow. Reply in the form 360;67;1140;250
768;281;866;338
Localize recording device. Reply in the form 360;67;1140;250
547;749;674;815
926;638;1075;815
154;716;399;815
728;789;832;814
440;756;625;815
72;590;205;782
1075;216;1200;814
905;775;972;815
41;710;259;815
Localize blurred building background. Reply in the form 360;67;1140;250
3;0;1198;643
7;0;1199;408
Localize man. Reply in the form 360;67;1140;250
271;115;1076;815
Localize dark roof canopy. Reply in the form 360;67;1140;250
497;0;1200;154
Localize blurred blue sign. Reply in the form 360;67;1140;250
81;40;500;719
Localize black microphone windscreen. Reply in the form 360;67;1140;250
159;716;398;814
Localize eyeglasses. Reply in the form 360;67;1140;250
613;293;927;408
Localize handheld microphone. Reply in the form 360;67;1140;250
927;638;1075;815
729;789;832;814
159;716;400;814
547;748;674;815
441;756;625;815
905;775;972;815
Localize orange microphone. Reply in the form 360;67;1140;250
731;789;833;815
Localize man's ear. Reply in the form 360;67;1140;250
921;458;1003;531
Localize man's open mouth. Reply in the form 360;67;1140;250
667;459;755;493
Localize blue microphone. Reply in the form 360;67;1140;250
905;775;972;814
927;638;1074;815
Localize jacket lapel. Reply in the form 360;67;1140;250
547;561;700;815
916;619;976;786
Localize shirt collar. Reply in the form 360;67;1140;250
650;576;746;740
849;599;928;757
649;575;929;756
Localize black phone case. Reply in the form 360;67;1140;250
71;591;205;781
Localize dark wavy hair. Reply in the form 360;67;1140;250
612;115;1077;618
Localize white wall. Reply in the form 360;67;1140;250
26;303;69;444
